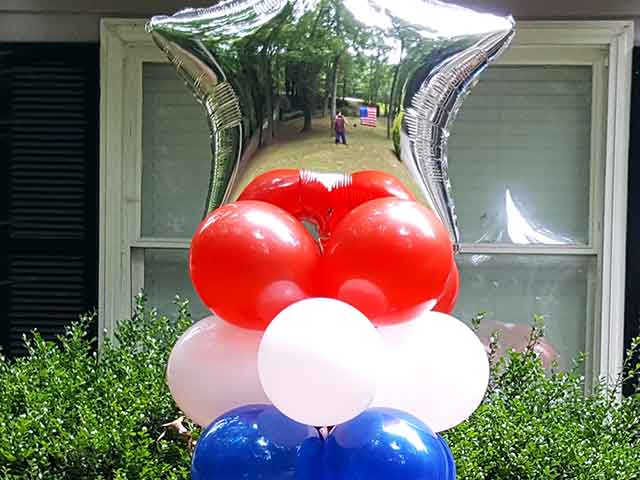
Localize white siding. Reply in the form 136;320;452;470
1;0;639;43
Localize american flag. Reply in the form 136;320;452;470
360;106;377;127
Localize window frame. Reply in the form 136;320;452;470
99;19;633;382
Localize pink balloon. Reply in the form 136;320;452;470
476;320;559;369
167;316;269;427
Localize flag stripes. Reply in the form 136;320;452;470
360;106;377;127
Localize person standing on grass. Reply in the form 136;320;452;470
334;111;347;145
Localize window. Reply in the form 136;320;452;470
449;59;602;372
445;26;633;380
100;20;632;380
100;24;211;337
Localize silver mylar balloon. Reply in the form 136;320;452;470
147;0;515;248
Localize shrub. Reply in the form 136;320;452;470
444;316;640;479
1;299;640;479
0;294;196;479
392;110;404;158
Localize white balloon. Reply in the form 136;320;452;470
167;316;269;427
258;298;383;427
374;311;489;432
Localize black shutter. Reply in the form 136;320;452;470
0;44;99;357
625;47;640;394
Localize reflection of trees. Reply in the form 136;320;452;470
210;0;439;151
386;21;420;138
385;35;468;142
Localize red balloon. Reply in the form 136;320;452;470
237;169;303;218
238;169;415;241
321;198;454;325
433;260;460;314
324;170;415;234
350;170;415;203
189;201;321;330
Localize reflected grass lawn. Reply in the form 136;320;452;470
231;116;424;200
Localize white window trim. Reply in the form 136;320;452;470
99;19;633;382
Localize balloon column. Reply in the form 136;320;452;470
149;1;515;478
165;169;490;479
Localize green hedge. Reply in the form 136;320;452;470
1;299;639;479
445;317;640;479
0;295;194;479
392;110;404;159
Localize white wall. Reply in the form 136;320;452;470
0;0;639;43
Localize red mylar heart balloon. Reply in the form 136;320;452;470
321;198;454;324
237;169;415;242
433;260;460;314
189;201;321;330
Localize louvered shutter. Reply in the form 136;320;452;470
0;44;99;357
624;47;640;395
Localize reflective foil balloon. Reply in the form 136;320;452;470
166;315;269;427
323;408;451;480
192;404;323;480
146;0;515;247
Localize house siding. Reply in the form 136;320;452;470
0;0;639;43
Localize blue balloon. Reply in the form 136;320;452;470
437;434;457;480
323;408;450;480
192;404;323;480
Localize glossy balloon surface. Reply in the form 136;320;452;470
433;261;460;314
192;404;323;480
374;311;489;432
166;316;268;426
438;435;457;480
189;201;321;330
147;0;515;248
322;198;454;324
258;298;383;427
238;169;414;241
323;408;450;480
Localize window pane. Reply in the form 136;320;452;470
141;63;211;239
448;66;592;245
143;249;209;319
454;254;595;366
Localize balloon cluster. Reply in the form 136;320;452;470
167;170;489;479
